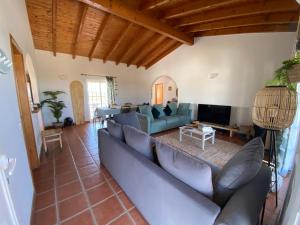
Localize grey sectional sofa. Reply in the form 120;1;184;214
98;124;271;225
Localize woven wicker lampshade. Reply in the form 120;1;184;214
252;86;297;130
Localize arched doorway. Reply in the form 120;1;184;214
151;76;178;105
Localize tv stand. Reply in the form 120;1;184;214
193;121;239;137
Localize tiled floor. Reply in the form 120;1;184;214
32;123;148;225
32;123;290;225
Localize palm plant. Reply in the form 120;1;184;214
41;91;66;123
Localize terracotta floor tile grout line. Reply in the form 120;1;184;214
53;150;60;225
73;127;138;225
35;203;56;213
64;131;99;225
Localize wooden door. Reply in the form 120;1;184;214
10;36;39;169
155;83;163;104
70;81;85;125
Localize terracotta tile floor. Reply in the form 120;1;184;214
32;123;148;225
32;123;290;225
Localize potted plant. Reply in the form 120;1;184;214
41;91;66;127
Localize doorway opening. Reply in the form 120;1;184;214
10;35;39;169
151;76;178;105
87;78;108;120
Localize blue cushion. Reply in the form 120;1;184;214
139;105;154;121
177;103;190;115
153;104;166;118
168;102;177;116
163;105;172;116
114;111;141;130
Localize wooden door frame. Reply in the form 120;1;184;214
10;35;39;169
155;83;163;104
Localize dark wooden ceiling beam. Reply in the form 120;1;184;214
139;39;176;68
175;0;299;27
164;0;243;19
52;0;57;56
195;23;298;37
77;0;194;45
115;27;144;65
146;42;181;69
126;33;157;66
72;4;88;59
103;22;133;63
136;36;168;67
185;12;299;33
88;13;110;60
140;0;172;11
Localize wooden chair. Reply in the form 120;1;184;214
41;128;63;153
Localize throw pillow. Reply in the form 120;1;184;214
153;104;166;118
168;102;177;116
213;137;264;207
156;141;213;198
152;107;160;119
113;111;141;130
163;105;172;116
123;125;154;161
107;120;124;141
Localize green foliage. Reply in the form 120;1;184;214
266;53;300;91
41;91;66;123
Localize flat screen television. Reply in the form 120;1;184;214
197;104;231;126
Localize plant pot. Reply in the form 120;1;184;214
52;122;63;128
288;63;300;82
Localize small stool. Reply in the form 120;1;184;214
41;129;63;153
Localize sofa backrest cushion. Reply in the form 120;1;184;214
156;141;213;198
177;103;190;116
114;111;141;130
153;104;166;118
107;120;124;141
213;137;264;207
123;125;154;161
139;105;154;121
168;102;178;116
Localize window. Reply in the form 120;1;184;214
87;79;108;119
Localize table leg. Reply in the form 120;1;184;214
59;134;63;150
43;137;47;153
179;129;182;142
202;134;205;150
212;132;215;144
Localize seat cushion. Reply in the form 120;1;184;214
168;102;178;116
153;104;166;118
107;120;124;141
123;125;154;161
213;137;264;207
114;111;141;130
156;141;213;198
139;105;154;121
151;119;167;133
160;116;181;125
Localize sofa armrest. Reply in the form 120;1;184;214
137;113;151;134
214;165;271;225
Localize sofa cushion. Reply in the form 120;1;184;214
160;116;181;125
168;102;178;116
177;103;190;116
123;125;154;161
107;120;124;141
114;111;141;130
139;105;154;121
213;137;264;207
163;105;172;116
152;107;160;119
153;104;166;118
156;141;213;198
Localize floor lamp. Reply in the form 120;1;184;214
252;86;296;209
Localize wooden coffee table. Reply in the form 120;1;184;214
179;126;215;150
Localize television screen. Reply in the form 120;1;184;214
197;104;231;126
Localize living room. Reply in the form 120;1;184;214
1;0;300;225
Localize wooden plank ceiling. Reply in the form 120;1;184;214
26;0;299;69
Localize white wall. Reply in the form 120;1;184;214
145;32;296;125
35;50;149;125
0;0;43;225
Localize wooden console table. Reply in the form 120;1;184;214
193;121;239;137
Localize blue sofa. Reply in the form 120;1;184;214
137;103;192;134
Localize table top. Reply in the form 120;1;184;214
180;125;215;135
